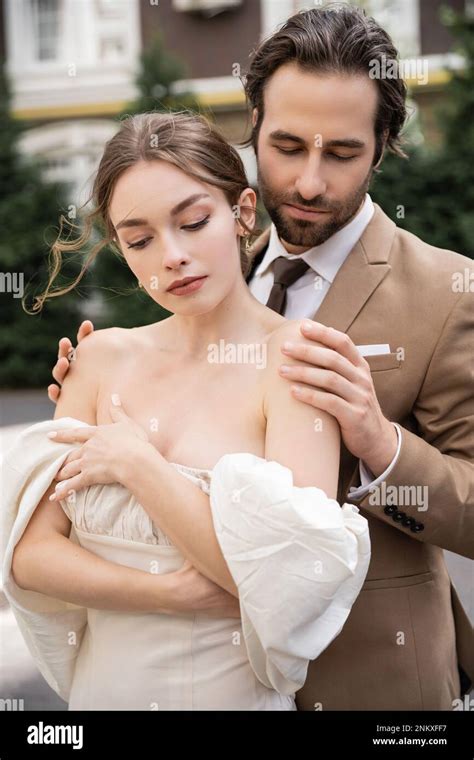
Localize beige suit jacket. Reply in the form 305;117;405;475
246;203;474;710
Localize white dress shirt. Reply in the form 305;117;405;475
248;193;400;498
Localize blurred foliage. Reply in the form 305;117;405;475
371;6;473;259
0;63;85;389
117;30;200;118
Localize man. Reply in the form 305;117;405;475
48;6;473;710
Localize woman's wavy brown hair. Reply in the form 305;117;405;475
239;2;409;167
28;110;258;314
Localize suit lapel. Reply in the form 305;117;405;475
246;204;397;334
314;204;396;332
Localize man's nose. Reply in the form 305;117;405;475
295;156;327;200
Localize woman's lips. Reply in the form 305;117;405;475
167;276;208;296
283;203;330;221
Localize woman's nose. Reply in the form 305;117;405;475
161;242;191;269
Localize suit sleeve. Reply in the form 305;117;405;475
349;290;474;559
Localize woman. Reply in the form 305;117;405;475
2;111;370;710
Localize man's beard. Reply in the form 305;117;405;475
257;165;373;250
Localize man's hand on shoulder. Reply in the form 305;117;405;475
48;320;95;404
53;326;123;425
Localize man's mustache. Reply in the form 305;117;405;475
281;199;334;212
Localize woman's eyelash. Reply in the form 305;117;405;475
182;215;210;231
127;237;152;250
126;215;211;249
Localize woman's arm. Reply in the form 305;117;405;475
116;322;340;598
26;330;239;615
120;448;239;598
11;480;175;613
12;332;175;612
12;478;240;617
11;333;161;613
263;319;341;494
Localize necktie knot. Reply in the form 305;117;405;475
265;256;310;315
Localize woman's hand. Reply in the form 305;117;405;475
168;560;241;619
49;396;152;501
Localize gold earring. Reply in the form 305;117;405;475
244;234;252;252
138;280;144;288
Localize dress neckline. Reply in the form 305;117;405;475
168;461;213;476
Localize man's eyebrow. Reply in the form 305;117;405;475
269;130;306;145
325;138;365;149
269;130;365;149
114;193;211;232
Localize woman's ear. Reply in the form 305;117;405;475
237;187;257;235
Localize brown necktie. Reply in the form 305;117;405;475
265;256;310;315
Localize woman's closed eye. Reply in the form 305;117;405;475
182;214;210;231
127;237;152;250
127;215;211;249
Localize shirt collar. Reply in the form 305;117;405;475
255;193;375;283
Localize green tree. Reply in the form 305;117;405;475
0;63;83;388
371;7;473;260
119;30;199;117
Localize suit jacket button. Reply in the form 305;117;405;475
410;522;425;532
384;505;397;516
393;511;406;522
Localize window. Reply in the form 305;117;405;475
30;0;60;61
100;38;125;63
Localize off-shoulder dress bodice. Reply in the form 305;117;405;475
1;416;371;711
59;460;213;547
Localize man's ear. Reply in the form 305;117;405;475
373;128;389;169
373;154;383;170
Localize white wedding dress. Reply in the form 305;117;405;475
1;417;371;711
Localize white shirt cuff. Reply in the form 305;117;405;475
347;422;402;501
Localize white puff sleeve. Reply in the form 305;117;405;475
209;453;371;696
0;418;89;701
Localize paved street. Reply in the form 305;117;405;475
1;390;472;710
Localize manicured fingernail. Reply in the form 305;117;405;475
282;341;293;351
302;320;313;331
291;385;303;395
111;393;121;406
49;493;56;501
47;432;57;438
280;365;290;374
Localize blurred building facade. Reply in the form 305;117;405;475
0;0;468;204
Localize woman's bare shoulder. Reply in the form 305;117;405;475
265;318;307;344
263;319;321;366
54;327;136;423
73;326;129;357
260;318;327;407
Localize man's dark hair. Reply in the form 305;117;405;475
240;2;409;167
